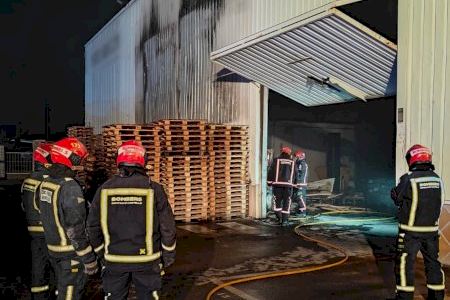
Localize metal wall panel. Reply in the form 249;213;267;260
397;0;450;197
143;0;263;217
85;0;152;133
214;0;345;51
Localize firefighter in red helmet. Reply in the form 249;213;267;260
391;144;445;300
22;143;55;299
267;146;298;226
292;150;308;217
37;137;98;300
87;140;176;299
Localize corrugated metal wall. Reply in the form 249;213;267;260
214;0;343;50
397;0;450;263
85;0;355;132
85;0;152;132
397;0;450;197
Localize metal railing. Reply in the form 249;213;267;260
6;152;33;175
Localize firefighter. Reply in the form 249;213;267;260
267;146;298;226
38;137;98;300
292;150;308;217
390;144;445;300
87;140;176;300
21;143;54;299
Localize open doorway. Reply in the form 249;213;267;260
267;90;396;214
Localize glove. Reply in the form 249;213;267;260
162;250;175;268
84;260;98;275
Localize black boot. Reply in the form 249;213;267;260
281;219;290;227
427;289;444;300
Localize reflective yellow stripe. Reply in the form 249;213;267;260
70;260;80;266
101;188;155;263
100;190;110;256
76;245;92;257
162;242;176;251
152;290;159;300
24;178;42;213
41;182;66;245
65;285;73;300
409;179;418;226
94;244;105;253
146;189;154;256
396;285;414;292
105;251;161;263
427;269;447;290
399;224;439;232
24;178;41;187
47;244;75;252
31;285;49;293
427;284;445;290
400;253;407;287
28;226;44;232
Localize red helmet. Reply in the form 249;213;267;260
295;150;305;160
51;137;88;168
34;143;53;165
405;144;432;167
281;146;292;155
117;140;146;168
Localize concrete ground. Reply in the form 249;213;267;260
2;181;449;300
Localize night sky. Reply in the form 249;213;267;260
0;0;123;138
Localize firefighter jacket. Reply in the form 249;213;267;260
37;164;96;264
295;159;308;188
391;164;444;235
87;167;176;271
267;153;298;188
21;165;49;236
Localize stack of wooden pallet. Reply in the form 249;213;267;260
208;124;249;220
159;120;209;221
67;126;94;152
98;120;249;223
101;124;162;181
92;134;104;172
67;126;95;185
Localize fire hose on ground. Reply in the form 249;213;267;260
206;210;395;300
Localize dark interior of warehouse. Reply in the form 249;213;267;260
268;91;397;214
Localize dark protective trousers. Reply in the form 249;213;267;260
103;267;162;300
292;187;307;213
51;258;88;300
30;236;54;300
395;232;445;300
272;186;292;222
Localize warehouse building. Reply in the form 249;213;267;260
85;0;450;261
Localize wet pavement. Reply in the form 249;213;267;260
3;183;450;300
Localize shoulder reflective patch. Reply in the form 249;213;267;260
77;197;85;204
64;178;73;182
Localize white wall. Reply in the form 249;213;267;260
397;0;450;197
